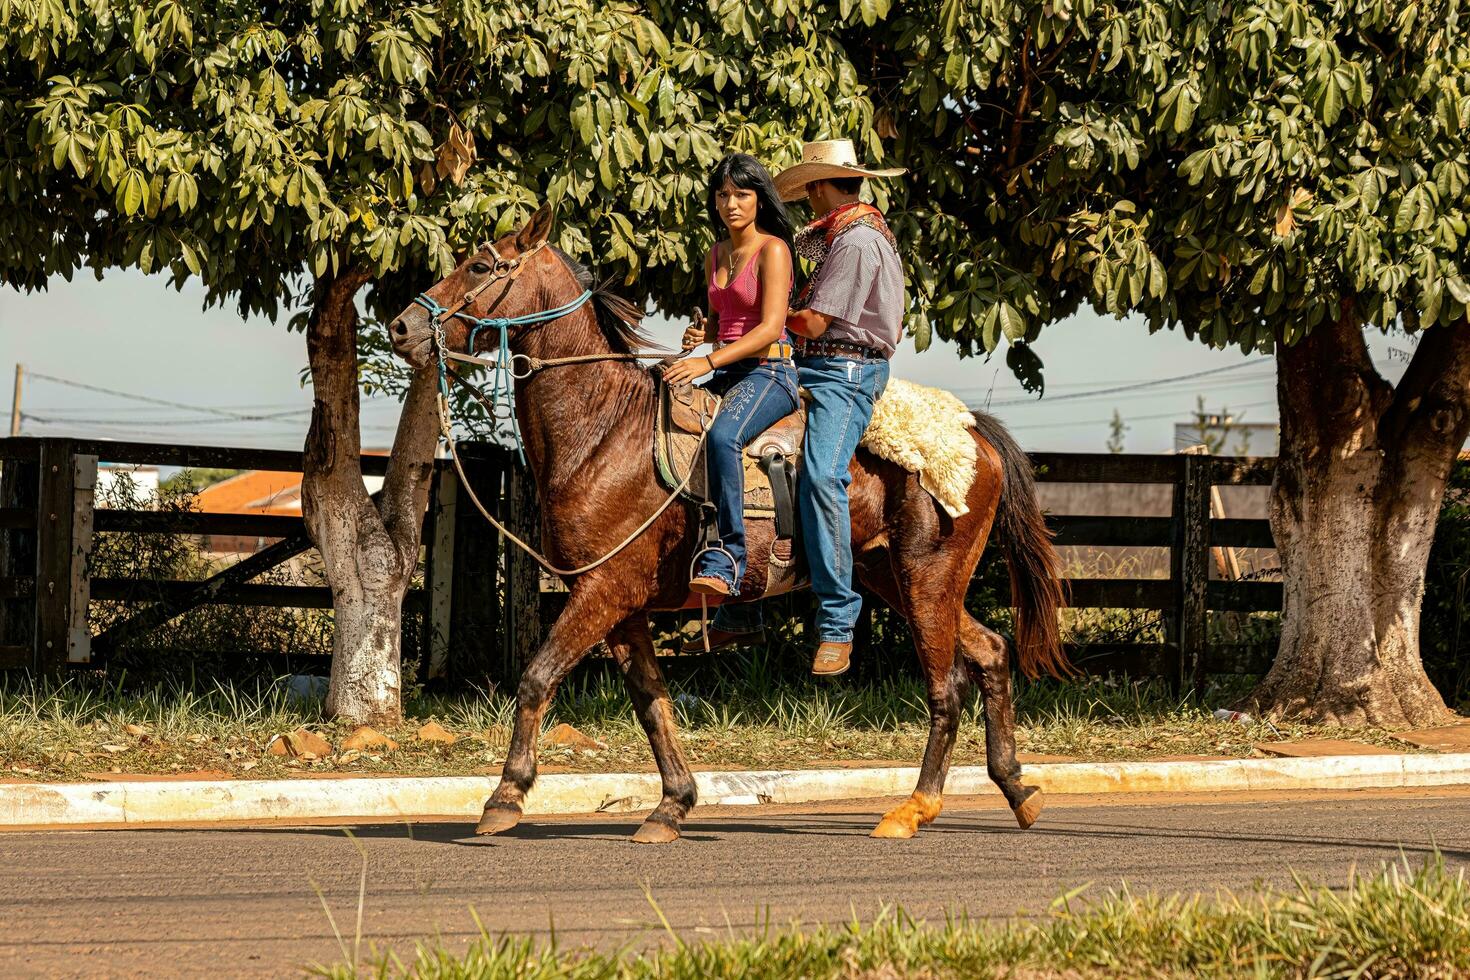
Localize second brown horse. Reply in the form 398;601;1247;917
390;205;1069;843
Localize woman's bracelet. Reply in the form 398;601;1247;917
705;354;716;372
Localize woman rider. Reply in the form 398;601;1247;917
662;153;798;597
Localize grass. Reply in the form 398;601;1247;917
0;666;1418;782
313;855;1470;978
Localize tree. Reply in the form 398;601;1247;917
855;0;1467;725
1;0;882;721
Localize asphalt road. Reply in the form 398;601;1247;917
0;787;1467;978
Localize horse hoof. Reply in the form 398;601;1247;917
475;802;522;836
631;818;681;844
870;815;919;839
1013;788;1045;830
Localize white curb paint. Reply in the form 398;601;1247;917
2;753;1468;830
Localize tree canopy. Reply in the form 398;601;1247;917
864;0;1468;366
5;0;1465;374
1;0;884;322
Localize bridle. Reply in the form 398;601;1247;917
411;239;589;455
410;240;718;579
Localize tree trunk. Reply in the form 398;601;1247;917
1244;310;1468;727
302;268;439;726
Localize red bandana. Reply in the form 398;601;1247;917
793;203;899;307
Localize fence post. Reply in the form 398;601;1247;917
504;461;543;684
0;449;38;668
1170;453;1210;696
423;463;456;682
444;446;503;688
33;439;76;676
67;454;96;664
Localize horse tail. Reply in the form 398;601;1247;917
970;411;1072;680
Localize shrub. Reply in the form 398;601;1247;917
1423;457;1470;709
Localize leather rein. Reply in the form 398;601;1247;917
415;241;715;578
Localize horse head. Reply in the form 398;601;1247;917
389;204;560;369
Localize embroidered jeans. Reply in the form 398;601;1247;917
692;359;799;593
713;354;889;640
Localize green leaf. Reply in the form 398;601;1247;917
1005;341;1045;395
179;240;201;275
938;0;962;39
943;51;967;89
911;315;933;352
120;169;146;216
998;301;1025;341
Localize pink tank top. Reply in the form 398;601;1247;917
707;238;790;343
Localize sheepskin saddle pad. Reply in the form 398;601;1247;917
858;378;978;518
656;377;978;519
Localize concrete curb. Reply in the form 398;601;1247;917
3;753;1468;829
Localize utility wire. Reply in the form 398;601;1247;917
1008;398;1278;431
959;356;1399;407
981;359;1268;407
28;371;302;421
23;410;309;427
24;399;404;423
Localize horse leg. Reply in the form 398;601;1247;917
607;614;697;844
958;614;1045;829
866;559;964;840
478;585;632;835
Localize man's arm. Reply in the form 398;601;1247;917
791;237;876;339
787;307;834;338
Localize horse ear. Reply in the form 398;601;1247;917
515;203;556;252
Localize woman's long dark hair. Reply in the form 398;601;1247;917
706;153;796;257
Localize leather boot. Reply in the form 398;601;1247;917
679;627;767;655
811;640;853;677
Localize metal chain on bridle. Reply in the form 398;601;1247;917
413;241;718;578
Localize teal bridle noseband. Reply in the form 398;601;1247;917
412;241;591;462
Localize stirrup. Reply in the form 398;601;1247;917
689;545;740;597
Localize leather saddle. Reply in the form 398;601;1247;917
656;383;805;511
655;382;808;598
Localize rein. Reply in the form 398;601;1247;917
417;243;715;578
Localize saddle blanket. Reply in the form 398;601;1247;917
656;376;979;520
859;378;978;518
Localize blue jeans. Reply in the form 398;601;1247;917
692;359;799;594
712;355;889;641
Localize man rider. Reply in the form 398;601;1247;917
683;139;906;677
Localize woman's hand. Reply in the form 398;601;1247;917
681;309;710;351
661;353;715;387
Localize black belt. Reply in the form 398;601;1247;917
793;337;886;360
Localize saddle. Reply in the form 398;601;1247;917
655;382;808;600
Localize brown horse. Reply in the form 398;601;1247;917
389;204;1069;843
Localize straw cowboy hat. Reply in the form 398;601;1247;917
773;139;907;203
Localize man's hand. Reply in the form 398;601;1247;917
661;353;714;387
681;309;709;351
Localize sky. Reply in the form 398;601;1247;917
2;269;1414;455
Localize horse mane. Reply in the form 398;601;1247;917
550;247;657;356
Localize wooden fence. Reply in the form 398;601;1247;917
1029;451;1278;691
0;436;1280;688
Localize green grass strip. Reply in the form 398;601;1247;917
314;855;1470;979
